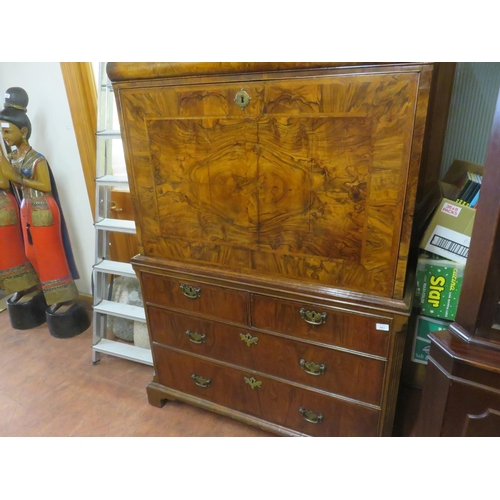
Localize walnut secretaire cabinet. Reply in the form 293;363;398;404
107;63;451;436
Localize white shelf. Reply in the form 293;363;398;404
92;62;148;368
94;260;136;278
95;218;136;234
93;339;153;366
96;174;129;187
94;300;146;322
96;130;121;138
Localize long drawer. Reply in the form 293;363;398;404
148;306;386;405
154;345;380;437
140;272;249;325
251;294;391;357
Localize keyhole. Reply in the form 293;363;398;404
235;90;250;109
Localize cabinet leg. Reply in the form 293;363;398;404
147;382;170;408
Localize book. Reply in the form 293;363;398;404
455;171;482;205
455;177;472;204
464;182;481;206
469;188;481;208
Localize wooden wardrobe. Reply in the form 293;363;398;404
107;62;453;436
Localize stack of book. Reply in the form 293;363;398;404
455;171;482;208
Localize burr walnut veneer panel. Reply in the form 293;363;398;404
116;69;429;299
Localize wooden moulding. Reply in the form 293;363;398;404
60;62;97;216
132;254;413;316
106;62;407;82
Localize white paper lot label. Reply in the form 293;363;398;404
441;202;462;217
376;323;390;331
424;224;470;265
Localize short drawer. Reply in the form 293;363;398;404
251;295;391;357
140;272;248;325
154;346;380;437
148;306;386;405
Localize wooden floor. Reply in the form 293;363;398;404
0;306;420;437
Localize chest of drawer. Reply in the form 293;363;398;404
251;295;391;357
154;345;380;437
140;272;248;325
148;306;386;405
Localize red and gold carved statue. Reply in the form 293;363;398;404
0;163;40;295
0;87;89;336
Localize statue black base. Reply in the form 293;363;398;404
46;301;90;339
7;291;47;330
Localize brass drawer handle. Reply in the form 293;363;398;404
299;359;326;376
185;330;206;344
300;308;327;326
244;376;262;390
240;333;258;347
299;407;323;424
109;201;123;213
180;284;201;299
191;373;211;388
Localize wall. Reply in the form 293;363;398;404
0;62;95;295
441;62;500;176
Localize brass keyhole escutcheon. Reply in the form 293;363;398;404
240;333;258;347
234;89;251;109
244;376;262;390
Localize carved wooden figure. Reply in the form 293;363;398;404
0;162;40;296
0;87;89;336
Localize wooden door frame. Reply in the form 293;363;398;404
60;62;137;264
60;62;97;216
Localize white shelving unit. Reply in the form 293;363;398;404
92;62;152;366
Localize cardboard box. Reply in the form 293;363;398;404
415;253;465;320
414;252;445;306
411;315;451;364
420;160;484;265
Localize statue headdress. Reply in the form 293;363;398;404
0;87;32;139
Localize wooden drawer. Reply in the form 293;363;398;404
140;272;248;325
251;295;391;357
148;306;386;405
154;345;380;437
